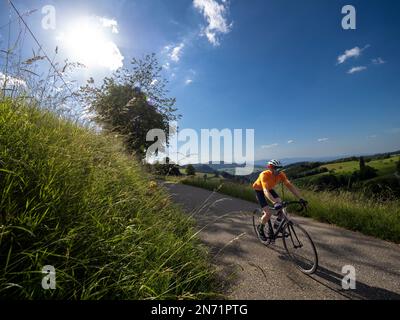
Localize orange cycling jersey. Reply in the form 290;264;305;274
252;170;291;191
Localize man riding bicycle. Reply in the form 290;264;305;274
253;159;307;241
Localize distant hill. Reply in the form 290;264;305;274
256;150;400;167
191;164;216;174
183;150;400;181
255;156;351;167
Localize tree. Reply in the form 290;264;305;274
80;54;180;156
186;165;196;176
355;156;377;180
359;157;365;171
355;165;378;181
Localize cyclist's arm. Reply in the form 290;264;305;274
280;172;303;199
284;180;303;199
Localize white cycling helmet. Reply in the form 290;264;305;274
267;159;283;169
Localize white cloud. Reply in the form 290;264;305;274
347;66;367;74
169;43;184;62
262;143;279;149
193;0;232;46
184;69;196;85
97;17;119;34
163;62;170;70
0;72;26;87
372;57;386;65
337;45;369;64
317;138;329;142
338;47;361;64
287;140;294;144
367;135;377;139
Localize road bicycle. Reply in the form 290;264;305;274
252;201;318;274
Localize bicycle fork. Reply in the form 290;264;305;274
287;223;303;249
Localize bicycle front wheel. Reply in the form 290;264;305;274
282;221;318;274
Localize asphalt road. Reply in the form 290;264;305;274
164;182;400;300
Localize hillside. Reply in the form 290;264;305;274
287;156;400;196
321;156;400;176
187;153;400;201
0;99;216;299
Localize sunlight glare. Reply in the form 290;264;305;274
57;16;124;71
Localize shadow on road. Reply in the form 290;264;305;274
249;240;400;300
308;265;400;300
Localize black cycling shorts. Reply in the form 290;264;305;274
255;189;280;208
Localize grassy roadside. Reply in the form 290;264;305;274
0;99;218;299
182;177;400;243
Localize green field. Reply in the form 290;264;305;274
321;156;400;176
289;156;400;191
292;171;329;185
0;99;217;299
178;169;224;179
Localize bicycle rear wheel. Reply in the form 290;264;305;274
282;221;318;274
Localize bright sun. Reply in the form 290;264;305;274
57;16;124;71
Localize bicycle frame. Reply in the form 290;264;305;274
268;206;304;248
254;200;307;242
268;208;290;240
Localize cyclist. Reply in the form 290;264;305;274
253;159;307;241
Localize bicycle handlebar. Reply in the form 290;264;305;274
268;201;308;213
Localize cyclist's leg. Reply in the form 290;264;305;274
260;206;272;225
269;189;285;230
255;190;273;228
254;190;271;241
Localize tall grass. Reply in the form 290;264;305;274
182;177;400;243
0;99;217;299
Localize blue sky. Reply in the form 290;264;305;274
1;0;400;160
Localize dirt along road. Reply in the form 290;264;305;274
164;182;400;300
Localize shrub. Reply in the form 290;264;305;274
362;175;400;199
185;164;196;176
353;165;378;181
152;161;182;176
